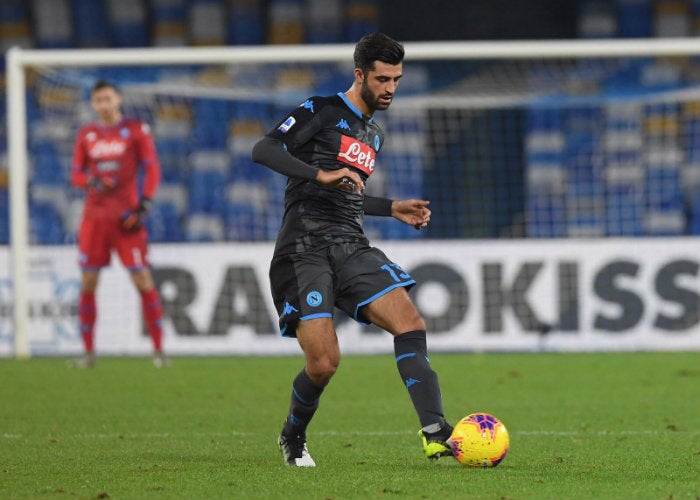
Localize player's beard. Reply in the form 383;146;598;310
360;79;392;113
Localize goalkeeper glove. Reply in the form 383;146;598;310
121;197;152;231
87;175;118;193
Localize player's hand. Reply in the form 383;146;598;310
391;199;431;230
316;168;365;194
121;197;152;231
87;175;118;193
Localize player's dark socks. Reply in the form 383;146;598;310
394;330;447;429
141;288;164;352
79;291;96;353
282;369;325;436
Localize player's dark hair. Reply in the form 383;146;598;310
91;79;119;94
353;33;404;74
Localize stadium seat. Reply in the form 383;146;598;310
226;181;268;209
30;203;65;244
32;153;68;186
382;153;423;200
267;0;304;44
31;185;69;222
151;0;187;46
191;99;231;149
231;157;271;183
646;165;684;236
526;193;567;238
72;0;111;47
189;0;226;46
188;170;226;214
578;0;616;38
155;183;188;215
146;202;184;242
227;0;264;45
0;0;32;53
190;149;230;174
31;0;72;48
307;0;342;43
223;201;267;241
605;184;645;236
617;0;653;37
655;0;692;38
185;213;224;242
344;1;379;42
107;0;149;47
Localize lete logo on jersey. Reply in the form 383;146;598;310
336;135;375;175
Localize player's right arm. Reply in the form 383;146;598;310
70;129;90;189
252;137;364;193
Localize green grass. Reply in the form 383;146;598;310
1;352;699;499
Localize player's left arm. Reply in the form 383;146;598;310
137;122;161;202
122;122;161;230
364;196;430;230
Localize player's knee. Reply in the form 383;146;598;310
81;273;99;292
403;309;426;331
306;357;339;385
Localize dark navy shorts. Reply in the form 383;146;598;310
269;241;415;337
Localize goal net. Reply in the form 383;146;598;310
5;40;700;357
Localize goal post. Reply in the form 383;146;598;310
6;38;700;358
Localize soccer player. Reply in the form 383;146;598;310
70;80;168;368
252;33;452;467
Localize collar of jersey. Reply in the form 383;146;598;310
337;92;374;123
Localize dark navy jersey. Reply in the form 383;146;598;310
265;92;385;255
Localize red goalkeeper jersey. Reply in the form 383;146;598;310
71;118;161;221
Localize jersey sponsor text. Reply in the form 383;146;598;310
336;135;375;175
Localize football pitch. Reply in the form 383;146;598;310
1;352;699;499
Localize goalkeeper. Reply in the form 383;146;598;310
70;80;167;368
252;33;452;467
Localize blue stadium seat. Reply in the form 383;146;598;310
72;0;110;46
151;0;187;46
307;0;342;43
0;0;31;53
32;0;73;48
191;99;230;149
189;0;226;46
646;166;682;212
227;0;264;45
605;185;644;236
344;1;379;42
526;193;567;238
617;0;653;38
231;156;272;183
189;170;226;214
109;0;149;47
32;154;67;186
185;213;224;242
645;166;684;236
223;201;267;241
30;203;65;244
383;153;423;200
146;202;184;242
